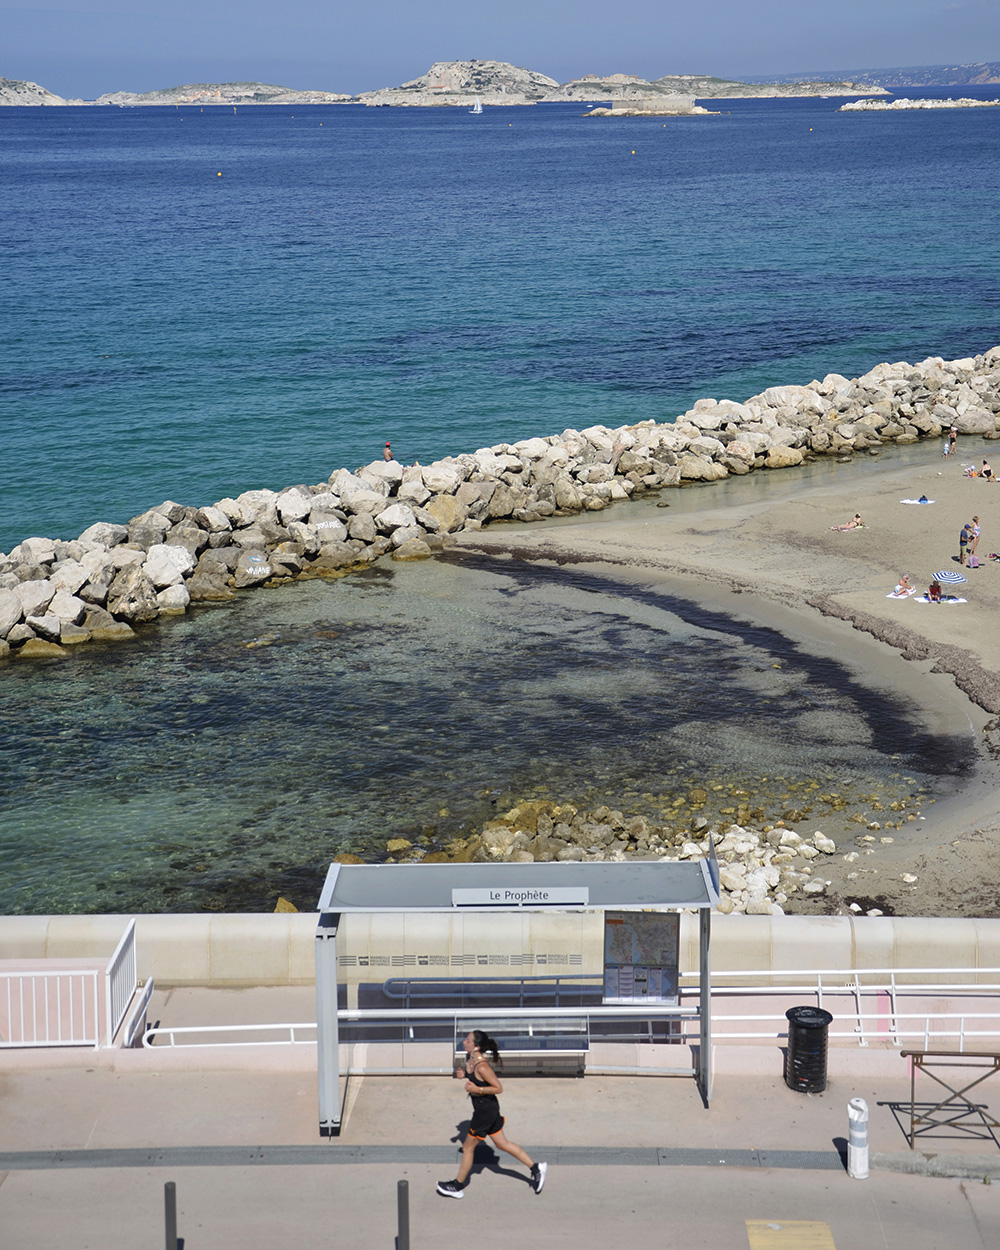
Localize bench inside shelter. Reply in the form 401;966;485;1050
454;1016;590;1076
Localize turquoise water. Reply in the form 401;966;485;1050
3;93;1000;553
0;547;970;914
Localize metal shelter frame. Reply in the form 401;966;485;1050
315;855;719;1137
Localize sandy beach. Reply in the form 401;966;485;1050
453;439;1000;918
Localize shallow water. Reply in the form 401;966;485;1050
0;548;972;914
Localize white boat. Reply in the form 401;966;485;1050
470;97;482;114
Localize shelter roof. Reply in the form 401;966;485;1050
317;857;719;915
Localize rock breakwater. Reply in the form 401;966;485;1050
2;347;999;664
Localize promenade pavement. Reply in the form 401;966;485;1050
1;987;999;1248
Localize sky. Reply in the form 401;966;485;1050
3;0;1000;99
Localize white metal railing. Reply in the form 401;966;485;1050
145;1021;318;1048
675;965;1000;1052
1;969;102;1048
141;966;1000;1055
105;919;137;1047
122;976;155;1049
0;920;139;1050
143;1005;697;1048
680;965;1000;992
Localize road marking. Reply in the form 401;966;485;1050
746;1220;836;1249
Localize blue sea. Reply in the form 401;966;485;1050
1;90;998;914
3;89;1000;554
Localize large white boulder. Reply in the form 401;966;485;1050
26;613;62;641
275;488;312;525
397;477;432;505
235;489;278;525
145;544;195;588
688;435;726;458
11;537;56;565
195;505;232;533
16;579;55;617
422;461;466;493
312;516;349;543
51;560;89;595
48;589;87;625
760;384;827;415
0;588;22;637
78;522;128;547
511;437;551;459
359;460;404;487
156;585;190;613
376;503;417;534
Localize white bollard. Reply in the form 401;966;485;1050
847;1097;869;1179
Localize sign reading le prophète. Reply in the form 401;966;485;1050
452;887;590;908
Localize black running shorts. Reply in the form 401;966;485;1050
468;1102;505;1140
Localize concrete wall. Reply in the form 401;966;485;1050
2;912;1000;987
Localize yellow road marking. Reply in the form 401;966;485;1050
746;1220;836;1249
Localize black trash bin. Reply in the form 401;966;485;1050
784;1006;833;1093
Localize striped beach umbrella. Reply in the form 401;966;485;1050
933;570;967;584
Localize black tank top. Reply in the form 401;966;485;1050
467;1059;499;1106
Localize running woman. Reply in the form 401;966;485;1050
437;1029;547;1199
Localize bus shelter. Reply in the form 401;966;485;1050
315;854;719;1137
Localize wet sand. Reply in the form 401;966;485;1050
453;440;1000;917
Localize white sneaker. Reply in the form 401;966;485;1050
530;1161;547;1194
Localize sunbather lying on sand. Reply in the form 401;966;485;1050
831;513;864;531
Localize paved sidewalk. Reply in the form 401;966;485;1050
2;988;1000;1247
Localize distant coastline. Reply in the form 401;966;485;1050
0;60;892;108
6;56;1000;108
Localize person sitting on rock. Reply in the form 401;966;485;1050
383;442;394;462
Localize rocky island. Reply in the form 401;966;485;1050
94;82;352;106
1;62;891;108
0;76;69;105
357;59;558;106
840;96;1000;111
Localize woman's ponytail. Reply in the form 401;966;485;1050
472;1029;502;1070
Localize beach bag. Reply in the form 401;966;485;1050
969;553;979;568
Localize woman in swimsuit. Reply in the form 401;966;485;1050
831;513;863;531
437;1029;547;1199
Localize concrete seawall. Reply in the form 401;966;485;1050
2;912;999;987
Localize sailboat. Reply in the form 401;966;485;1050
469;96;483;114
